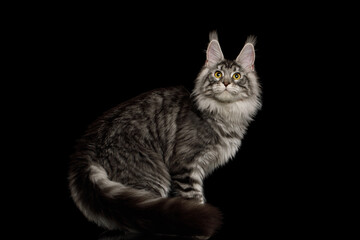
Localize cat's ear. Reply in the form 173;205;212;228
236;38;256;71
206;39;224;67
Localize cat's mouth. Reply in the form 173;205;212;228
213;90;237;102
215;87;239;95
211;83;250;103
212;86;250;103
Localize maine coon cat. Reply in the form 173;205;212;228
69;31;261;238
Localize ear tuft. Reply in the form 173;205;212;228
236;38;256;71
209;30;219;42
245;35;257;47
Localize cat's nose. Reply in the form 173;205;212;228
223;82;230;87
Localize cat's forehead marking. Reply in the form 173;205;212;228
217;61;240;72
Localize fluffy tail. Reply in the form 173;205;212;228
69;162;222;237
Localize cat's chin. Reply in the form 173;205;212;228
214;91;239;103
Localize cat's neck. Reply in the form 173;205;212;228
192;93;260;126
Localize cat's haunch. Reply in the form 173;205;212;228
69;31;261;238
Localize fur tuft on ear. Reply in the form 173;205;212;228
236;37;256;71
209;30;219;42
245;35;257;46
206;31;224;67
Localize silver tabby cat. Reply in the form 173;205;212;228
69;31;261;238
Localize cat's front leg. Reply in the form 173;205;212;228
171;170;205;204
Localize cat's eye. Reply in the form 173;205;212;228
232;72;241;80
214;71;222;79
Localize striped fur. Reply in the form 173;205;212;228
69;31;261;238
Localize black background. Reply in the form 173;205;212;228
9;2;354;239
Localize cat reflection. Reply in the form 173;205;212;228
98;231;200;240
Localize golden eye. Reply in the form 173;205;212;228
233;72;241;80
214;71;222;79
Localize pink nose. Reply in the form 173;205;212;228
223;82;230;87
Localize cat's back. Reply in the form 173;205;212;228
90;86;191;147
105;86;190;121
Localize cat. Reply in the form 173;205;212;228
69;31;261;238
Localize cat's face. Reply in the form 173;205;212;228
205;60;253;103
192;32;261;121
194;32;259;104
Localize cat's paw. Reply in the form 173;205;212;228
195;196;205;204
184;193;205;204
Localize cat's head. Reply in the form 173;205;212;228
192;31;261;121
